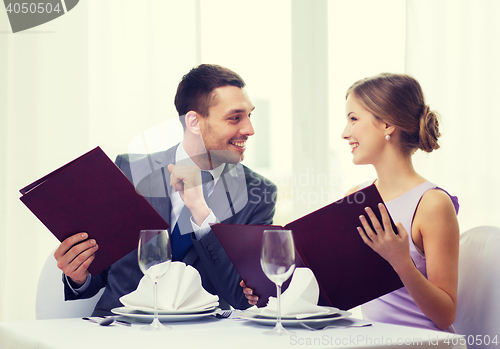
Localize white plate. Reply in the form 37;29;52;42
244;306;341;320
111;307;220;322
116;304;218;315
240;310;352;327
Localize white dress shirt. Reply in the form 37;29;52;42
172;142;224;240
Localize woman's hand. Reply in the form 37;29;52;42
359;192;460;330
239;280;259;306
357;203;412;271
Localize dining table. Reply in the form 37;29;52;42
0;311;467;349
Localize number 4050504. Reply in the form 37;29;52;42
445;334;499;347
5;2;62;14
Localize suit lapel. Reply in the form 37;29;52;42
133;145;178;229
208;163;248;222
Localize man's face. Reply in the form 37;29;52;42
198;86;255;168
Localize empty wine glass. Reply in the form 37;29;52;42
260;229;296;335
138;229;172;331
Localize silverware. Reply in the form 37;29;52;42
98;316;131;326
82;316;131;327
82;317;110;326
300;322;372;331
99;317;116;326
215;311;232;319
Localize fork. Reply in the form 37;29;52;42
215;310;233;319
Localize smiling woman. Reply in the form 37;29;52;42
342;94;392;166
342;74;441;167
342;73;459;332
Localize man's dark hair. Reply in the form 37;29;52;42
174;64;246;129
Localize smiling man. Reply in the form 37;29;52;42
55;64;277;316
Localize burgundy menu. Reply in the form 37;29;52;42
20;147;169;275
212;184;403;310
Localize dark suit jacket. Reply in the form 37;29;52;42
64;144;277;316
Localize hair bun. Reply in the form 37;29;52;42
418;105;441;153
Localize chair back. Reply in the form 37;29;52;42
36;249;104;319
453;226;500;348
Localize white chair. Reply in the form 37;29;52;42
36;249;104;319
453;226;500;348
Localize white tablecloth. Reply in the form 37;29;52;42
0;315;466;349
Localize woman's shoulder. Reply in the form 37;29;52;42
345;180;375;196
420;184;459;214
345;185;359;196
414;187;460;245
418;188;458;222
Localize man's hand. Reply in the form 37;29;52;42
53;232;98;287
167;164;210;226
240;280;259;306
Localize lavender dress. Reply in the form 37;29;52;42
360;181;459;333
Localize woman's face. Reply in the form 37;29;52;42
342;93;388;165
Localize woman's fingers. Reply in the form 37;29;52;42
377;203;397;235
359;203;398;239
357;226;373;245
364;206;385;235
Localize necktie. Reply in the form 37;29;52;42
171;171;213;261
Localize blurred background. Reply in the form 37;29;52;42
1;0;499;321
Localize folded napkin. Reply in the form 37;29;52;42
249;268;334;319
120;261;219;312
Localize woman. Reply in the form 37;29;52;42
242;73;460;333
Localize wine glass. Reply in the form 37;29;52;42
138;229;172;331
260;229;296;335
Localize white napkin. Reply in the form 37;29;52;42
249;268;334;319
120;261;219;312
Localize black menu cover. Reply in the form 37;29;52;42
212;184;403;310
20;147;169;275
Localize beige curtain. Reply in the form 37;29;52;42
406;0;500;232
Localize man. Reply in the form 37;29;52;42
54;64;277;316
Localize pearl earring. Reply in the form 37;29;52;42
385;134;391;141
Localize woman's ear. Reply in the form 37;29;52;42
185;111;201;135
385;123;396;136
